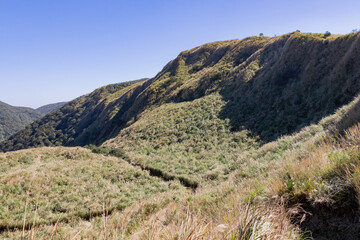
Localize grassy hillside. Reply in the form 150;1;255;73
0;101;42;142
102;32;360;187
1;32;360;239
36;102;67;115
105;93;259;186
0;147;184;235
2;32;360;153
3;96;360;239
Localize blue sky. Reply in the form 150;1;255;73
1;0;359;108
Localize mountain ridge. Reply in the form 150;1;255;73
1;32;360;152
36;102;67;115
2;32;360;239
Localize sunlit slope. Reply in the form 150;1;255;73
3;96;360;239
0;147;183;230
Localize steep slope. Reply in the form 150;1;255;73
36;102;67;115
3;32;360;153
2;32;360;186
2;32;360;239
0;101;42;142
2;97;360;239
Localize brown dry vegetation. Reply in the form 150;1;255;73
0;147;185;238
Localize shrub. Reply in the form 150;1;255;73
85;144;130;162
109;148;129;161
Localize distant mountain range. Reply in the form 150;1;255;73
36;102;66;115
0;101;66;141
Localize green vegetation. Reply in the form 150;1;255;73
106;93;258;185
0;79;148;151
3;32;360;153
324;31;331;38
0;101;68;142
0;147;184;233
1;32;360;239
0;101;42;142
36;102;66;115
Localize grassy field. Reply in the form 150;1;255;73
0;147;185;238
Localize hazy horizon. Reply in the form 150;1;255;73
1;0;360;108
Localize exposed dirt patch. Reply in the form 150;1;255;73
291;190;360;239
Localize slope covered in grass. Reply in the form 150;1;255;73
106;93;259;185
2;32;360;189
0;101;42;142
1;32;360;239
36;96;360;239
3;32;360;154
0;147;184;233
0;103;334;239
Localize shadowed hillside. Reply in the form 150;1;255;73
219;32;360;141
0;101;68;142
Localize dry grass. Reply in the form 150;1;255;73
4;102;360;239
0;147;185;236
105;93;259;185
0;121;351;239
4;86;360;239
270;121;360;209
2;183;300;240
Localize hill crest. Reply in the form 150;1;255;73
1;32;360;152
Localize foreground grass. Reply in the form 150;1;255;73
1;123;322;239
0;147;184;235
1;123;356;239
3;92;360;239
2;183;300;240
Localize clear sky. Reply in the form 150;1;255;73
1;0;359;108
